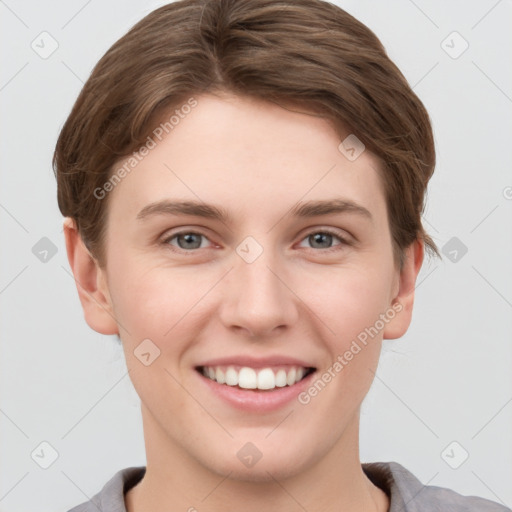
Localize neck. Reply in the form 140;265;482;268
125;407;389;512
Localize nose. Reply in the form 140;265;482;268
218;245;300;339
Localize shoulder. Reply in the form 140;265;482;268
363;461;510;512
66;466;146;512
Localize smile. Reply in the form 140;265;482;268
197;365;315;391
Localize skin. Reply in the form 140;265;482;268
64;92;423;512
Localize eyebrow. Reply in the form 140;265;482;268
136;198;373;223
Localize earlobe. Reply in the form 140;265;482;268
63;217;119;335
383;239;424;340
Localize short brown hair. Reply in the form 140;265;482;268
53;0;440;269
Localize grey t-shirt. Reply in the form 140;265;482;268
67;461;510;512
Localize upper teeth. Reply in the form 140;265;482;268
201;365;309;390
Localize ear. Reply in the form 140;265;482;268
63;217;119;335
383;239;424;340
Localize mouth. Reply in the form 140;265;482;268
195;365;316;391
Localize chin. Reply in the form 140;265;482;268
212;459;307;483
195;441;318;483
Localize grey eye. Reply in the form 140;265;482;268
167;232;206;250
308;232;335;249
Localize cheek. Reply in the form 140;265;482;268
298;264;391;396
107;258;216;382
108;263;201;411
302;263;392;342
107;256;200;335
297;271;387;416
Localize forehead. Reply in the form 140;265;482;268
108;93;387;227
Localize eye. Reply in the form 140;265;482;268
298;230;351;252
161;228;351;253
163;231;212;251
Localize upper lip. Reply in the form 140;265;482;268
196;355;316;369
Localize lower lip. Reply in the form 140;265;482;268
196;369;316;413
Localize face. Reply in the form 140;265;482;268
68;92;421;482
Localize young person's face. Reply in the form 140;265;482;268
66;93;422;481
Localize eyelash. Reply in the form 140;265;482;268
161;229;352;254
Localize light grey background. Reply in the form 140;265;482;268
1;0;511;511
